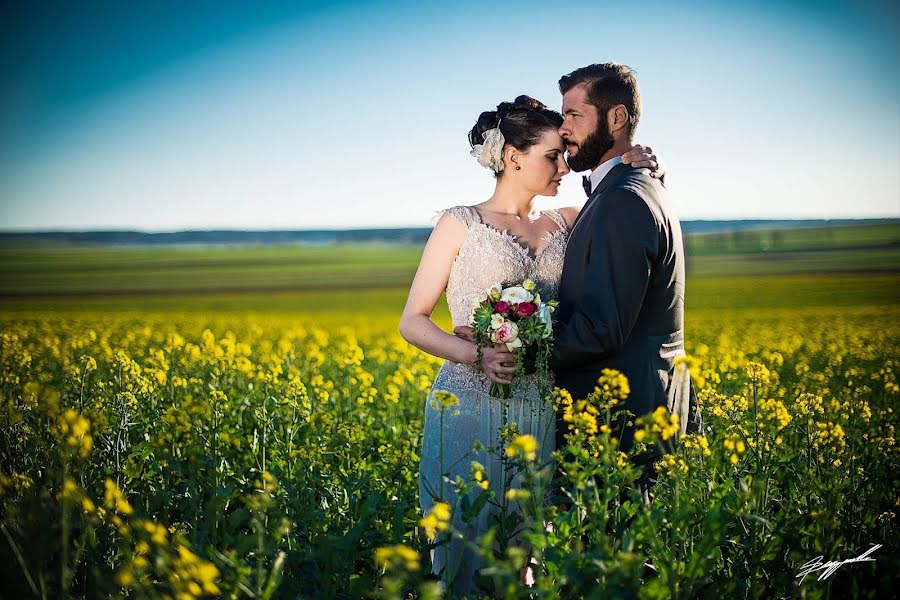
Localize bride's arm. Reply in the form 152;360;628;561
399;213;474;364
399;213;517;383
621;144;666;181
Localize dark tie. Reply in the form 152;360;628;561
582;175;592;197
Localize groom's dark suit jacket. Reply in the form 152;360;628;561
550;162;702;459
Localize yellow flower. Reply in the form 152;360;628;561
142;520;169;545
675;354;706;388
506;488;531;501
115;569;135;587
375;544;420;572
432;390;460;410
648;406;680;441
759;398;792;429
170;544;221;597
591;369;631;407
745;361;771;385
104;479;134;516
812;421;846;455
659;453;689;476
505;434;539;461
56;409;93;459
471;461;490;490
432;501;451;522
723;433;747;465
550;387;573;411
680;434;712;457
418;502;451;539
254;470;279;495
563;399;599;436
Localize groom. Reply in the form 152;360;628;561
550;63;701;466
454;63;702;482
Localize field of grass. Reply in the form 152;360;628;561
1;223;897;301
0;245;423;297
0;222;897;599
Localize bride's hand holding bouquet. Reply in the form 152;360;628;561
457;279;557;399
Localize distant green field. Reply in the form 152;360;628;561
684;223;899;255
0;245;423;295
0;223;897;314
684;222;900;277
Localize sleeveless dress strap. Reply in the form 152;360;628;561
545;208;568;232
432;205;480;228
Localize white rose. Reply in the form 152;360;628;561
506;337;523;351
500;286;533;304
490;314;506;330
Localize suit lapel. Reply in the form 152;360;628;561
570;162;635;234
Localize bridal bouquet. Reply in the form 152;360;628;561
470;279;558;399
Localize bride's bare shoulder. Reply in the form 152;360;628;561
558;206;581;230
426;207;470;246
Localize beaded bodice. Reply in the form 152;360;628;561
440;205;568;328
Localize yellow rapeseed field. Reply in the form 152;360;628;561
1;304;897;599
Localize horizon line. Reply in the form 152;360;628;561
1;216;898;236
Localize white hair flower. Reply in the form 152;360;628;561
470;127;505;173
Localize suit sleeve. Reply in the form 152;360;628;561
550;187;659;369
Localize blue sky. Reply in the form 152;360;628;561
1;0;898;231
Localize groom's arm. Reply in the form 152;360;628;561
550;187;659;370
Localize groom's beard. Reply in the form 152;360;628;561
566;120;615;173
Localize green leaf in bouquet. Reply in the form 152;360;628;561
472;301;495;331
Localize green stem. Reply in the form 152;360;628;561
60;462;69;599
2;523;38;596
256;512;265;597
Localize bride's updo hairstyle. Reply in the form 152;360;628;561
468;95;563;177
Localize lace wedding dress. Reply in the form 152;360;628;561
418;204;568;592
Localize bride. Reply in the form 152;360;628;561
398;95;660;592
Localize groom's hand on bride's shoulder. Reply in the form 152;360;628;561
622;144;666;181
453;326;475;341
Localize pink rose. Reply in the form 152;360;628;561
493;321;519;344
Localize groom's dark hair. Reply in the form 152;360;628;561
559;63;641;141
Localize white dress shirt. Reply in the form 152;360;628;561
587;155;624;194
